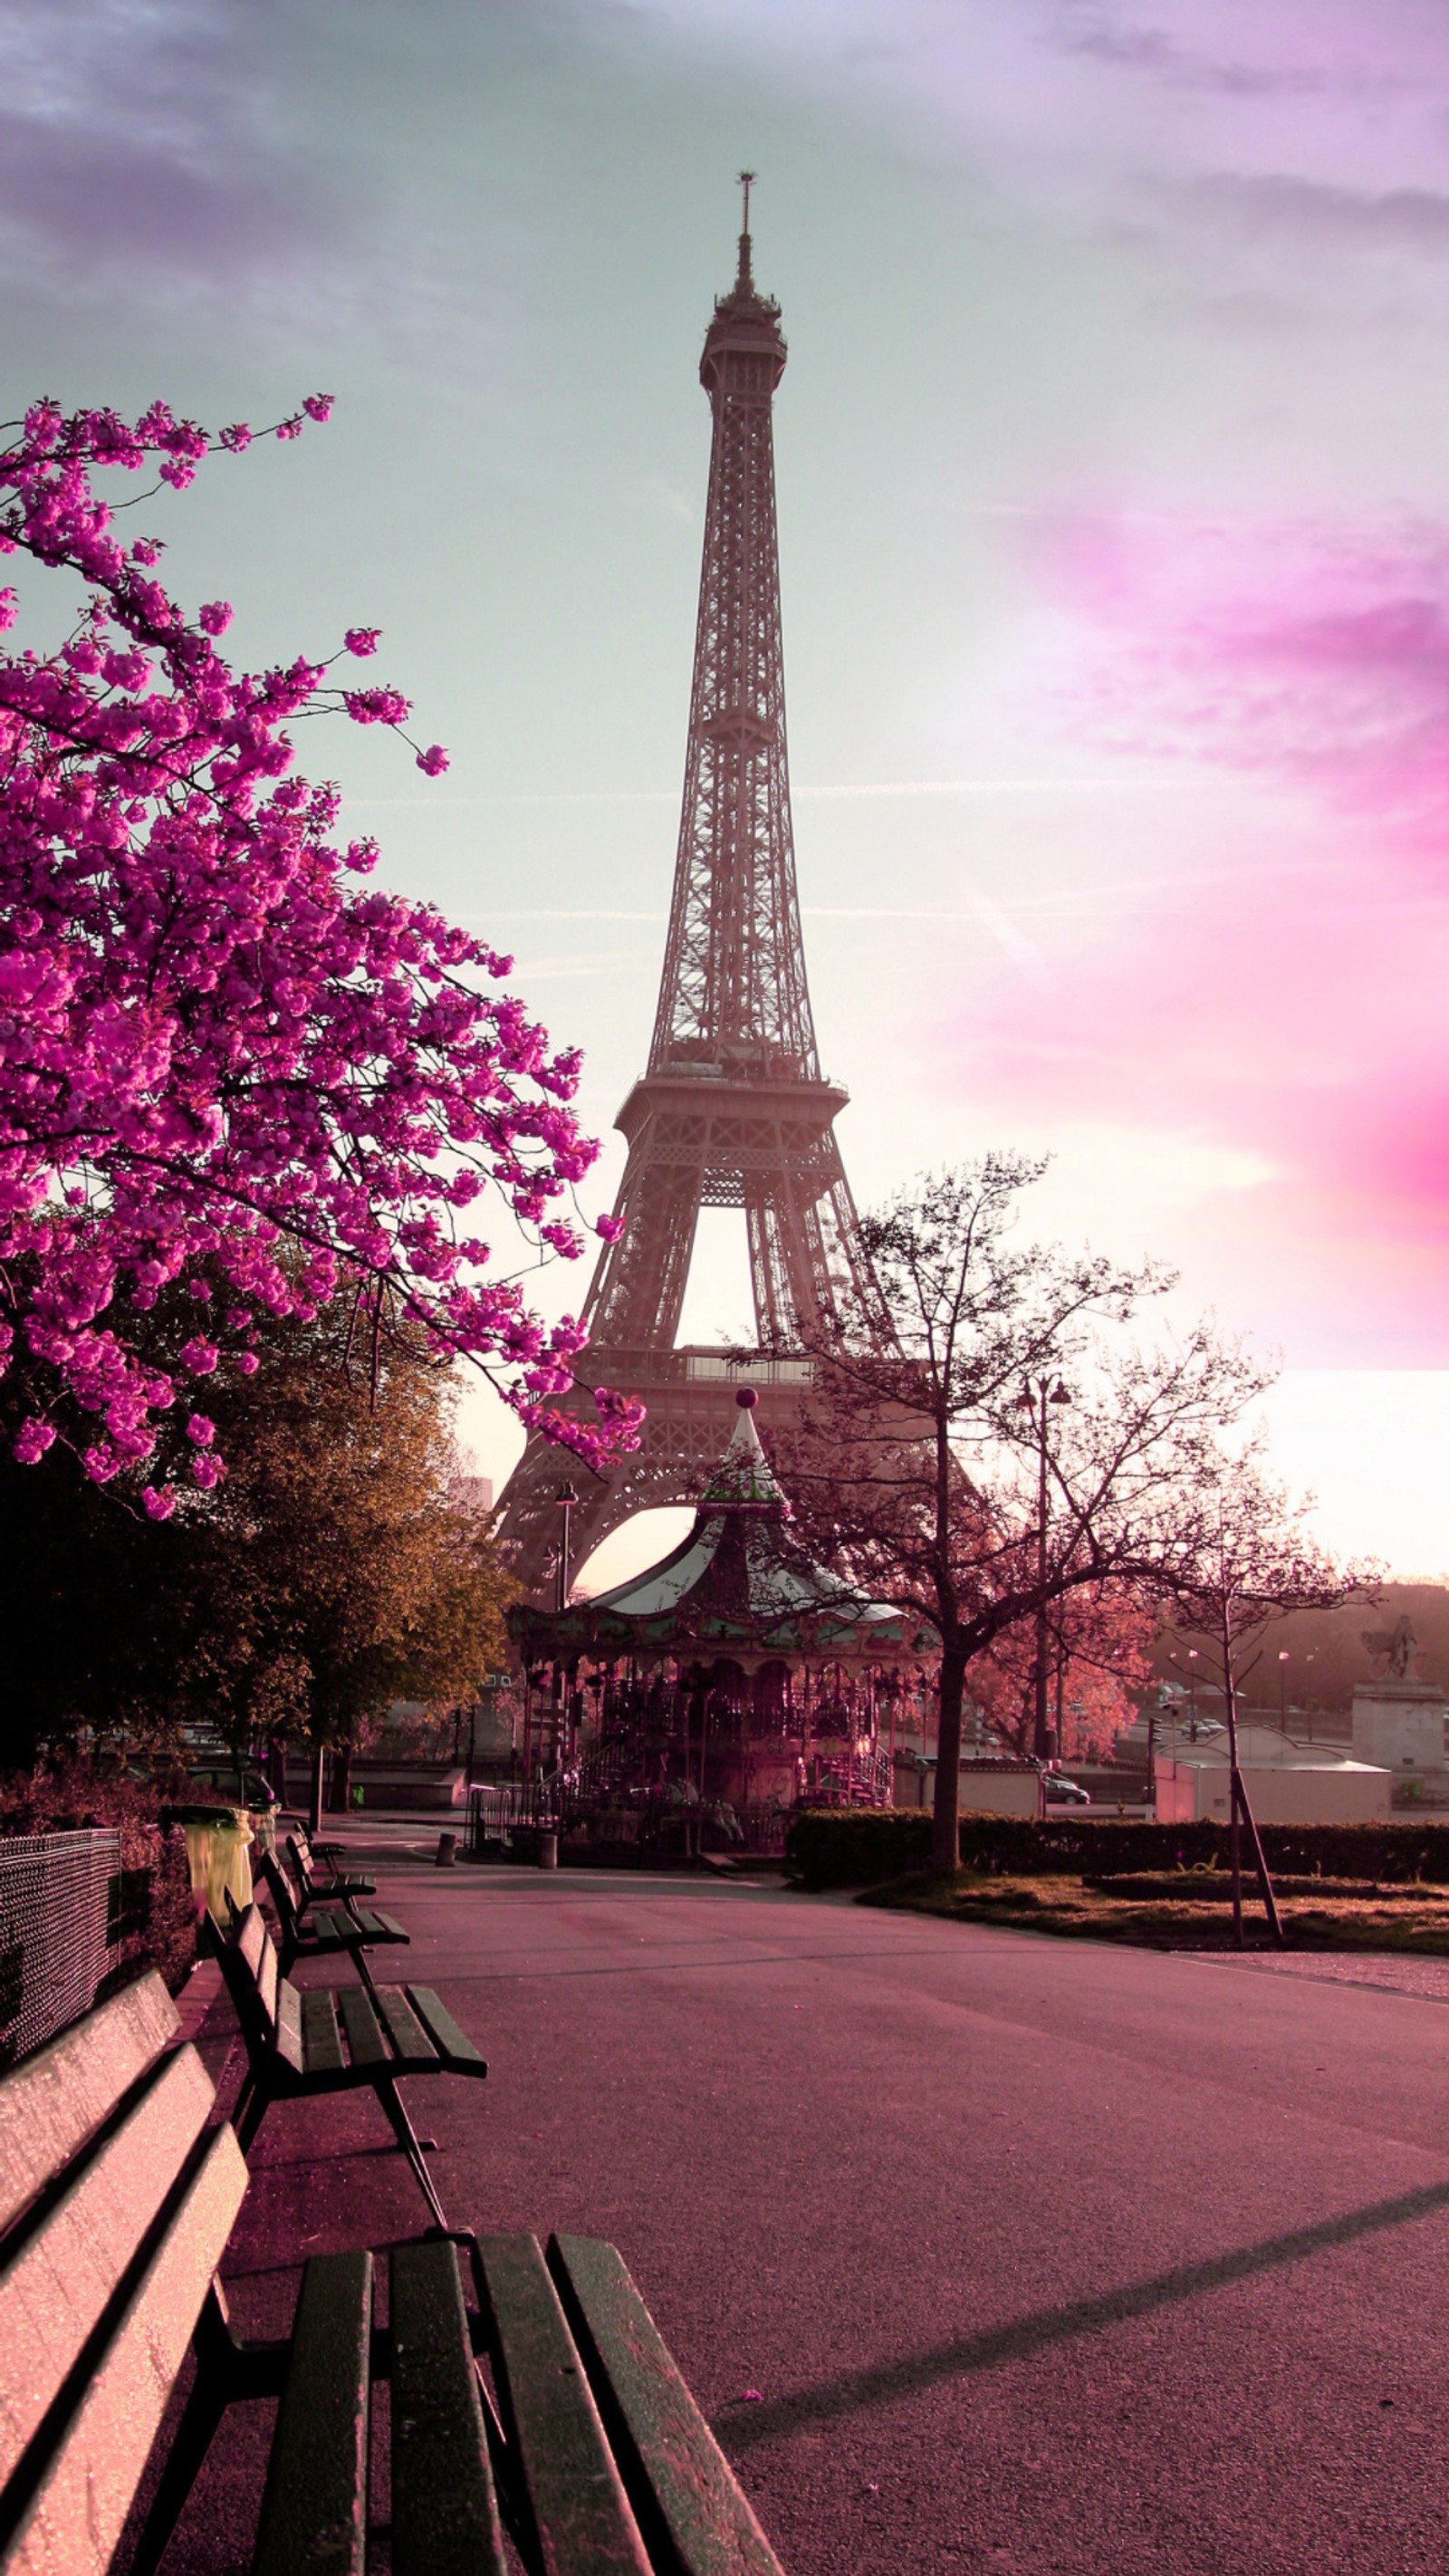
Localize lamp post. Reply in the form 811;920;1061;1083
1278;1649;1290;1735
1017;1377;1071;1763
553;1481;578;1616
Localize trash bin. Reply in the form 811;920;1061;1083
436;1831;458;1868
537;1831;559;1870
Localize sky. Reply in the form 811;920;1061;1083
7;0;1449;1575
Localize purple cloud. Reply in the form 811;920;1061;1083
0;0;337;300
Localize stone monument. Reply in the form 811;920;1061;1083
1350;1617;1448;1774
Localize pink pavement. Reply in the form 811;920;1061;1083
143;1846;1449;2576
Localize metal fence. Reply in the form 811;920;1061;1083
466;1782;794;1860
0;1830;125;2070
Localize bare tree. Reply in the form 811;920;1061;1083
1156;1465;1379;1946
782;1155;1273;1872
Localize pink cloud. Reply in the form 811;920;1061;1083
946;513;1449;1360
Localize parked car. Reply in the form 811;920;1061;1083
179;1758;278;1816
1041;1773;1091;1805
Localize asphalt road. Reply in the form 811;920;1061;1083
172;1860;1449;2575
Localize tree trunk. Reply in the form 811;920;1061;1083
331;1741;352;1812
931;1647;968;1873
309;1738;325;1839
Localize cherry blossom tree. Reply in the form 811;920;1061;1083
968;1582;1156;1765
0;394;639;1509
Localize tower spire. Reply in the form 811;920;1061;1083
736;168;755;293
496;206;879;1599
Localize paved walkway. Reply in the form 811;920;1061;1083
166;1860;1449;2575
1206;1946;1449;2004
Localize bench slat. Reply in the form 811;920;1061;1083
549;2235;786;2576
390;2241;505;2576
273;1979;304;2076
0;1973;178;2244
407;1988;485;2070
373;1988;437;2066
257;1925;280;2031
338;1985;388;2068
479;2233;651;2576
258;1853;301;1940
1;2122;246;2576
253;2249;372;2576
350;1909;408;1945
0;2044;216;2486
301;1989;345;2075
239;1904;268;1990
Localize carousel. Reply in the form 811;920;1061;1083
504;1388;937;1856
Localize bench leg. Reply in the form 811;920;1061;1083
378;2074;448;2231
234;2077;269;2155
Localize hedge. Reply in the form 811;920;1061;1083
783;1807;1449;1892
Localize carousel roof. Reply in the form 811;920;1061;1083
512;1389;936;1667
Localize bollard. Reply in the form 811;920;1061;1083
436;1831;458;1868
536;1831;559;1870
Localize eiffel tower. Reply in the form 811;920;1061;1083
498;178;877;1597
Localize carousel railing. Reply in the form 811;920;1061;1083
805;1747;892;1808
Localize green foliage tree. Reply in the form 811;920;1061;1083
174;1302;513;1802
0;1299;513;1795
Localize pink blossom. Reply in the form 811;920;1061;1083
192;1453;223;1487
0;392;639;1493
343;686;409;726
142;1485;176;1520
416;744;449;777
303;394;335;423
344;628;381;658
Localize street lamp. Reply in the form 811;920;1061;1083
553;1481;578;1616
1278;1648;1290;1735
1016;1377;1072;1763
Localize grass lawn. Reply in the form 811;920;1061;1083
857;1867;1449;1952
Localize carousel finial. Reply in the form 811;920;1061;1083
735;1384;758;1408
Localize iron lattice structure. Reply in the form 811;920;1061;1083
500;190;878;1594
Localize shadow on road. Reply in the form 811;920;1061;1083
720;2176;1449;2446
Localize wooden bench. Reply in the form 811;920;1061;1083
213;1902;485;2229
0;1975;787;2576
256;1845;409;1982
285;1824;376;1904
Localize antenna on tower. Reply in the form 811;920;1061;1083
737;168;756;291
